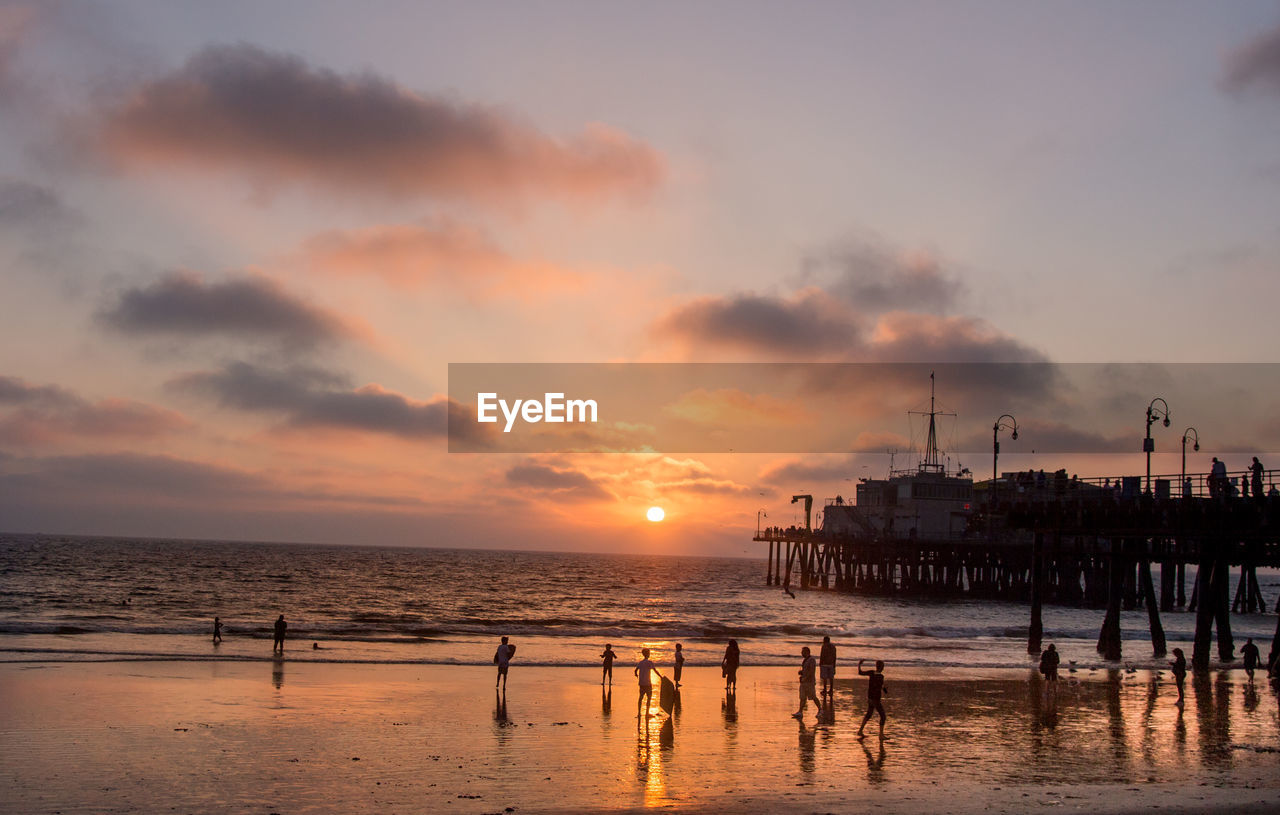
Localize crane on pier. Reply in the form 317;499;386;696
791;494;813;531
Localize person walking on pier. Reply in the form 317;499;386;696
819;635;837;698
1250;457;1264;502
856;659;889;738
601;643;618;685
793;646;821;720
1170;648;1187;706
674;642;685;687
1210;458;1227;498
722;639;741;691
1242;638;1260;682
494;636;515;690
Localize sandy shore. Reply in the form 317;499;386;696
1;660;1277;814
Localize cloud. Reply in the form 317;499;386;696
298;217;581;294
99;271;352;349
0;178;81;233
1222;21;1280;96
94;43;663;203
655;289;862;357
0;375;189;445
863;313;1047;363
170;361;485;442
806;243;964;315
505;462;615;502
0;5;37;104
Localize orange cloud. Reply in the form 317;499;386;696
298;217;582;296
95;44;664;204
0;376;190;446
661;387;812;427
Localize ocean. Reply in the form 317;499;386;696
2;533;1275;671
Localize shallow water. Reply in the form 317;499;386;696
2;533;1276;671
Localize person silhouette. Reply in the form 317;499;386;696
1250;457;1264;502
792;646;821;719
722;639;740;691
856;659;889;738
673;643;685;687
1169;648;1187;706
272;614;286;653
494;636;515;690
1242;638;1260;682
212;616;222;645
601;643;618;685
819;635;837;698
1038;643;1060;700
635;647;664;722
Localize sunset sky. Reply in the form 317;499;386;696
2;1;1279;555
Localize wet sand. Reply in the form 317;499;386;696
1;660;1277;814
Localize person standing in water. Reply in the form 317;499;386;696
212;616;223;645
722;639;741;691
601;643;618;686
1241;638;1260;682
673;643;685;687
1038;643;1060;700
1170;648;1187;706
793;646;821;719
856;659;889;738
819;635;837;698
272;614;286;653
494;636;515;690
635;648;665;721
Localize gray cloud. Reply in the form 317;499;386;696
99;272;350;348
170;361;485;442
656;291;861;356
1223;21;1280;96
505;462;614;502
806;243;964;315
94;43;663;202
0;179;82;233
0;375;189;444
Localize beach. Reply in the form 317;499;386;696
2;659;1278;814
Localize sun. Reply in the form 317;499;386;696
646;506;665;523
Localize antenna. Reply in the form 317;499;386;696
908;370;955;475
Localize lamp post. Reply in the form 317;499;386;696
1180;428;1199;498
993;414;1018;483
1144;398;1171;494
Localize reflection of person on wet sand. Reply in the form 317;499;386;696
212;616;222;645
857;659;888;738
271;654;284;689
635;648;665;723
1170;648;1187;706
861;735;887;784
272;614;286;652
722;639;740;691
602;686;612;716
601;643;618;685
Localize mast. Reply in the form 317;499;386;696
909;370;953;475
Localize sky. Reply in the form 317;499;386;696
2;1;1279;555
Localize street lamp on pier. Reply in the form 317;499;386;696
993;414;1018;484
1180;428;1199;498
1144;398;1171;494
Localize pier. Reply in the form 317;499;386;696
755;468;1280;669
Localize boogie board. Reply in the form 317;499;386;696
658;676;676;714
